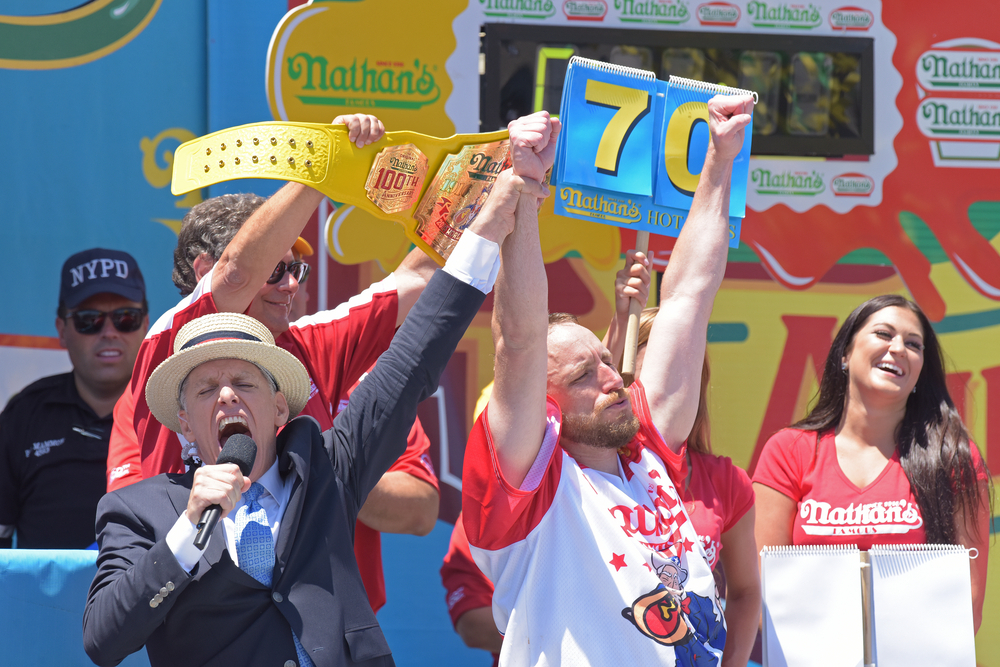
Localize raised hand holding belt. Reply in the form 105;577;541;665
170;121;509;265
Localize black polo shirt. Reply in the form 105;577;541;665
0;372;110;549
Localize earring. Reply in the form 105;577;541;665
841;361;847;372
911;386;917;394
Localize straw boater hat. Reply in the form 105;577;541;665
146;312;310;433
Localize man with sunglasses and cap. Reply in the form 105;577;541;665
0;248;148;549
83;155;547;666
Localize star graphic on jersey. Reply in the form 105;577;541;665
610;553;627;571
679;537;695;554
643;562;653;572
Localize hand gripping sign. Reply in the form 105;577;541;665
170;122;511;265
551;56;756;381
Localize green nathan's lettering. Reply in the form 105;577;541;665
921;102;1000;128
746;1;821;26
752;168;824;193
921;55;1000;82
615;0;689;18
286;55;438;100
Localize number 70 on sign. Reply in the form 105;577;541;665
558;70;727;212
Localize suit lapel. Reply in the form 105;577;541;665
274;417;316;576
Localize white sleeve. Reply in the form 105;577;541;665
165;512;203;572
442;230;501;294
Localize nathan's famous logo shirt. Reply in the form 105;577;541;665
798;498;923;538
753;428;928;551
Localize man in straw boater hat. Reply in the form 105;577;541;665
82;113;552;667
105;114;444;614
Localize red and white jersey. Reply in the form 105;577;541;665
462;381;726;667
107;266;398;491
658;445;754;570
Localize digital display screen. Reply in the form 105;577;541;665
481;24;874;157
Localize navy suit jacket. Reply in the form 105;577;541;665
83;271;486;667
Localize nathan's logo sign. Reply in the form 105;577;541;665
564;0;608;20
799;499;923;537
831;173;874;197
746;1;821;29
285;55;440;110
917;48;1000;91
829;6;873;30
480;0;556;19
751;168;825;196
615;0;690;25
559;187;643;224
268;2;455;135
918;98;1000;139
697;2;739;25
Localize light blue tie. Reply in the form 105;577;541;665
235;483;314;667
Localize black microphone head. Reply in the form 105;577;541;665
216;434;257;477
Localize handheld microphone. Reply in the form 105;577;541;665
193;433;257;550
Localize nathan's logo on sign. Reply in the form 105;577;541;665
559;187;643;224
697;2;739;25
285;55;440;110
564;0;608;20
614;0;690;25
751;168;825;196
831;173;874;197
480;0;556;19
917;98;1000;139
829;6;873;30
746;1;821;29
917;48;1000;91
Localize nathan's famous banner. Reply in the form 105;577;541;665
267;2;1000;662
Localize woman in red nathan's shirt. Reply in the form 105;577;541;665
753;294;992;633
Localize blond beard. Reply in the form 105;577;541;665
562;389;640;450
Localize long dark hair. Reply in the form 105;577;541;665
794;294;990;545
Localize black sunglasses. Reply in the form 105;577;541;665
266;260;310;285
65;307;147;335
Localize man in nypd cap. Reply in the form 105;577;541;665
0;248;147;549
82;116;551;667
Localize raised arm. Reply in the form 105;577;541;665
602;249;652;366
212;114;385;313
392;246;440;326
640;96;753;445
486;112;561;488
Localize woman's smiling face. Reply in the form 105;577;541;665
843;305;925;405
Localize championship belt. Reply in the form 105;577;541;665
171;122;511;264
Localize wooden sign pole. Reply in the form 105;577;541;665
620;230;650;386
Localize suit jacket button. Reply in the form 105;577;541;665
149;595;162;608
272;592;283;603
284;661;296;667
165;581;175;591
159;587;169;597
